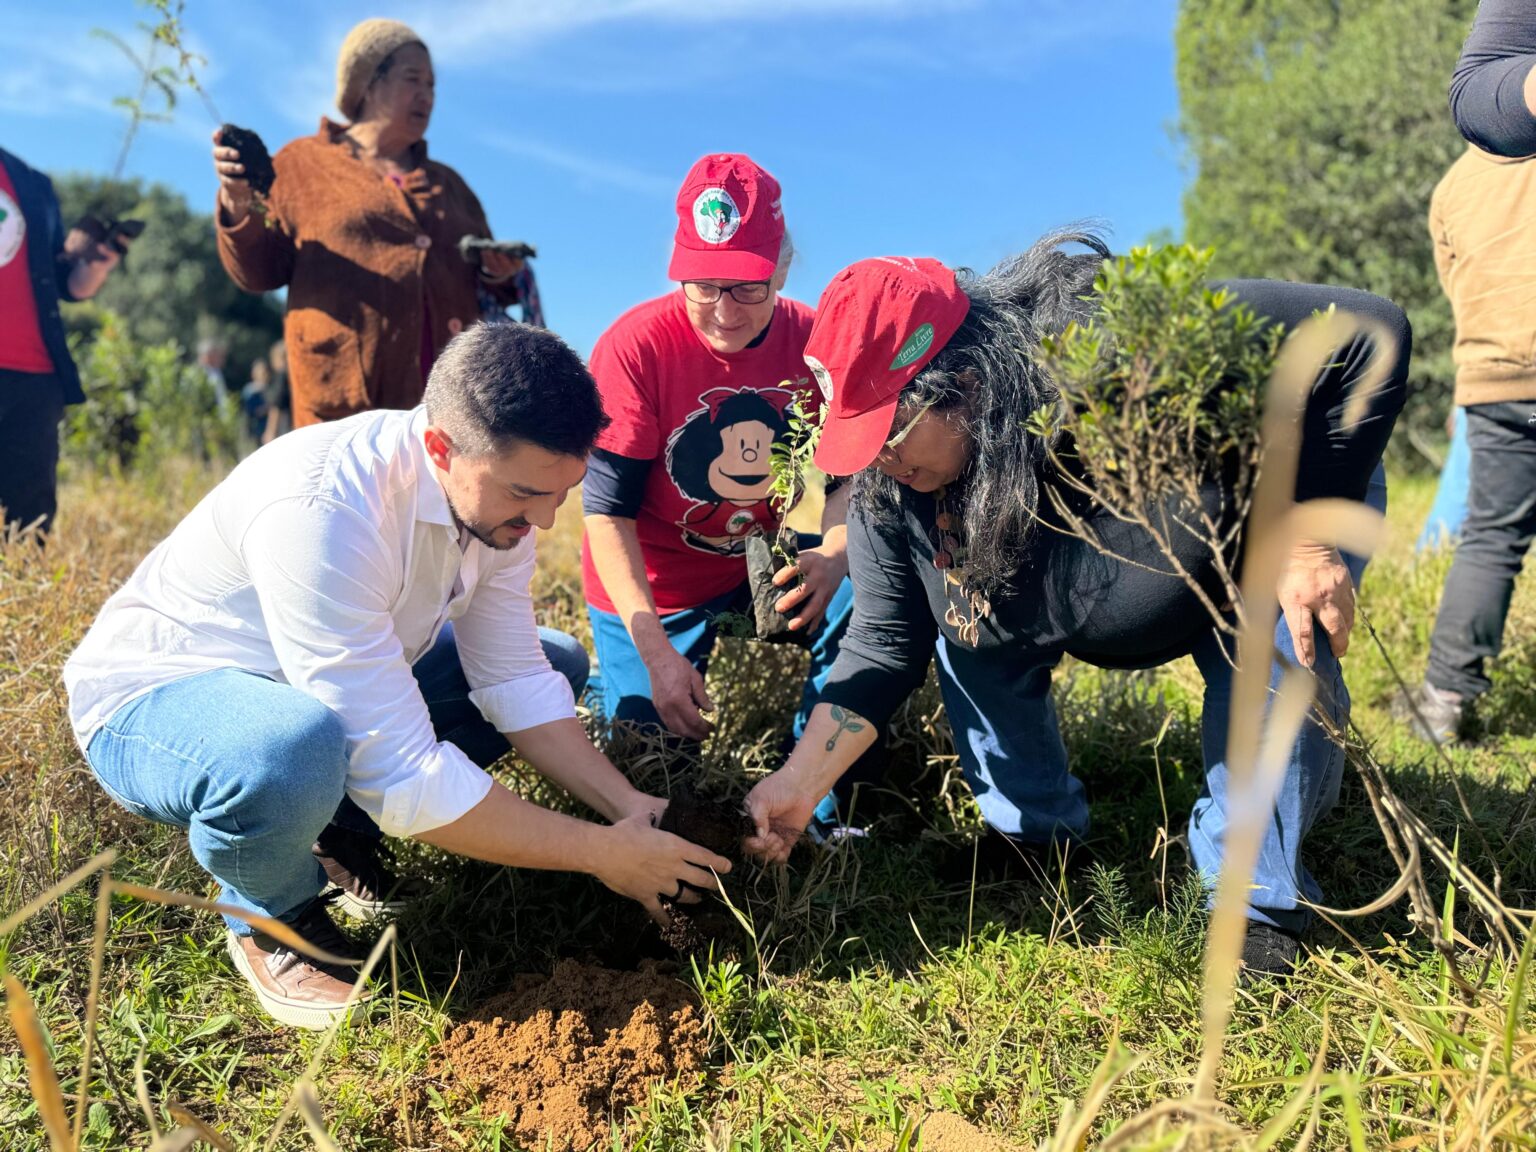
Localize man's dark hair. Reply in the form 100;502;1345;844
424;320;609;458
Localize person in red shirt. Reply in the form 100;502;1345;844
1;146;131;535
581;154;873;837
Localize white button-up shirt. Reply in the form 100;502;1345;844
64;407;575;837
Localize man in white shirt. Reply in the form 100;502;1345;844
65;321;732;1030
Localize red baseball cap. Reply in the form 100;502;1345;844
668;153;785;283
804;257;972;476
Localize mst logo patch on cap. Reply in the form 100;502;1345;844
693;187;741;245
805;354;834;403
889;323;935;371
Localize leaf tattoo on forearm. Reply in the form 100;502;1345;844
824;705;867;752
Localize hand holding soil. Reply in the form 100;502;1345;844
655;790;755;952
593;810;731;921
477;248;525;282
645;645;715;740
771;540;849;632
744;767;824;864
212;128;255;222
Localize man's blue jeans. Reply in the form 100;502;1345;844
84;626;589;935
586;534;867;824
935;472;1386;933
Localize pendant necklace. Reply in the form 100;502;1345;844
930;485;991;646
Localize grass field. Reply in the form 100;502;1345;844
1;462;1534;1150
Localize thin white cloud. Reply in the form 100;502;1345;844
479;132;674;199
0;15;225;149
405;0;976;65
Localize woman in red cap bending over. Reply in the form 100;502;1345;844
743;232;1408;978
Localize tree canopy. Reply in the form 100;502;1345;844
1176;0;1477;458
51;173;282;384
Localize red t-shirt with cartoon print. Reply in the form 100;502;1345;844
581;290;818;615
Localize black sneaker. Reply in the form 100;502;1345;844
1239;922;1301;985
1391;681;1466;745
312;825;424;920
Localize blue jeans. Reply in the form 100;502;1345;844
587;536;870;824
85;625;590;935
935;471;1386;933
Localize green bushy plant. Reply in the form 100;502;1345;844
62;310;240;476
1030;243;1283;622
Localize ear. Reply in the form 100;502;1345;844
423;425;454;471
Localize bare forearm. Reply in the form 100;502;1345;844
786;702;875;796
504;716;649;822
415;781;609;872
585;514;669;658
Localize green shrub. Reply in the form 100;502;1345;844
1029;244;1282;612
62;310;240;475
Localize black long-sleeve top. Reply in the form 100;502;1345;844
819;281;1411;731
1451;0;1536;157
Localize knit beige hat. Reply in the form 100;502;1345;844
335;18;425;121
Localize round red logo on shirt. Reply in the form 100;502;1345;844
0;188;25;268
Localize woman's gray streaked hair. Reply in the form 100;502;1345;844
853;228;1110;599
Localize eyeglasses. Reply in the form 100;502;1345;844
681;281;772;306
884;399;937;453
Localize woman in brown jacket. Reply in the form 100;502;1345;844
211;19;522;427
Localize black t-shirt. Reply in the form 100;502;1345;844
819;280;1411;731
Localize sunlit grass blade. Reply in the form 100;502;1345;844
296;1080;344;1152
110;881;359;965
265;923;398;1150
0;848;117;936
165;1104;234;1150
3;972;72;1152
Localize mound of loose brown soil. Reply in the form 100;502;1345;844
656;789;754;953
918;1110;1018;1151
428;959;708;1151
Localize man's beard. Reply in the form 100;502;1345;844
444;488;529;551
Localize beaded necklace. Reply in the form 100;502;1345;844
930;484;991;646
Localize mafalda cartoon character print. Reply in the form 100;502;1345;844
665;386;795;556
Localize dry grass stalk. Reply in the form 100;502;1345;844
0;849;117;937
69;874;113;1148
295;1081;344;1152
163;1107;233;1151
109;881;359;966
264;923;399;1151
145;1130;200;1152
1191;311;1392;1103
3;972;73;1152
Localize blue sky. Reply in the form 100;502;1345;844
4;0;1185;358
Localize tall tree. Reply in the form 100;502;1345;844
1176;0;1477;459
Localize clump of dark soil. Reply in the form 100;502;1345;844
217;123;276;196
428;959;707;1151
656;789;753;953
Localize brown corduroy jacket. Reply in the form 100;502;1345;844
1430;144;1536;407
217;119;516;427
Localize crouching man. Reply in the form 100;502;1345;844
64;321;731;1030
